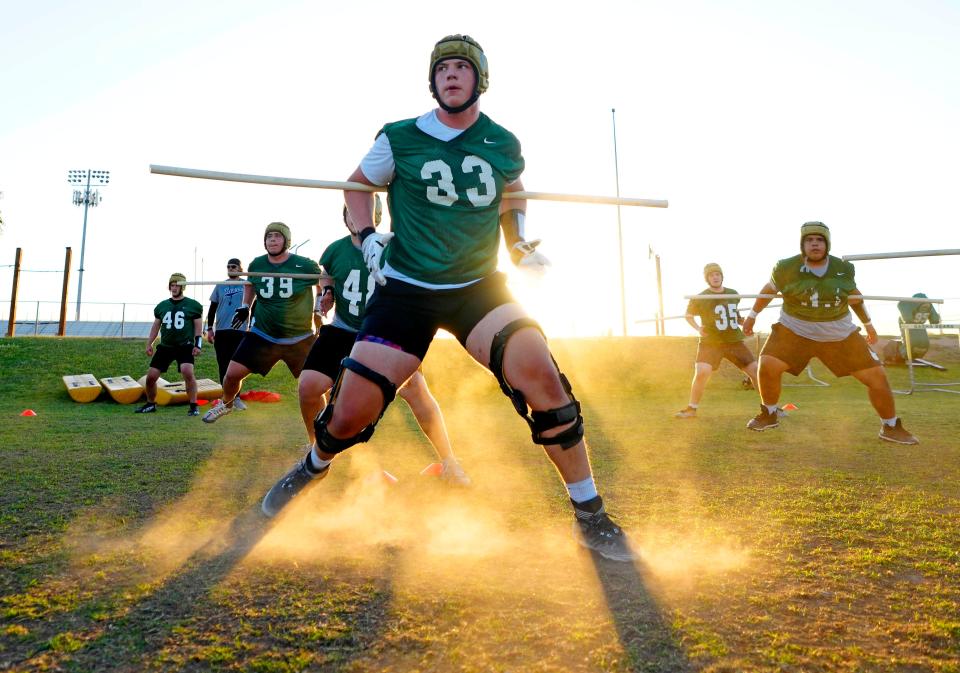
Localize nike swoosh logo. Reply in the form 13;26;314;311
836;272;845;276
483;138;495;144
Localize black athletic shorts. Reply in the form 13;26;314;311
761;322;881;377
230;331;316;377
150;344;194;373
696;341;756;369
302;325;359;380
211;328;245;383
358;272;516;361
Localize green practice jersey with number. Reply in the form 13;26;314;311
320;236;374;332
380;113;524;285
154;297;203;347
686;288;746;344
771;255;856;322
248;254;321;338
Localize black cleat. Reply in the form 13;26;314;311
573;502;638;562
747;405;780;431
187;404;200;416
261;457;329;518
135;402;157;414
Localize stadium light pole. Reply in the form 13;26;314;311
611;109;627;336
67;169;109;320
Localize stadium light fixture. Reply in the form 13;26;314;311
67;169;110;320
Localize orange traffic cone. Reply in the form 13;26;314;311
20;409;37;417
420;462;443;476
782;403;799;411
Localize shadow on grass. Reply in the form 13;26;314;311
60;507;395;672
588;554;692;672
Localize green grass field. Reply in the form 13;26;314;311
1;335;959;672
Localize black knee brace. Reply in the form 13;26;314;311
313;357;397;454
489;318;584;449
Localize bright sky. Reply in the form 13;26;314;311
1;0;958;336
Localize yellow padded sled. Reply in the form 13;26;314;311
153;378;224;406
63;374;102;403
100;376;145;404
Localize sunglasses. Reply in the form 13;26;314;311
227;265;241;270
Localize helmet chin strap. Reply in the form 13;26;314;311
434;89;479;114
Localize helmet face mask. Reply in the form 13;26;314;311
264;221;292;252
429;34;488;113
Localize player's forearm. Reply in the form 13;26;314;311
344;168;378;238
242;286;255;306
147;321;161;344
685;317;700;332
748;284;777;316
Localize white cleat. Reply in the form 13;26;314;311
202;399;234;424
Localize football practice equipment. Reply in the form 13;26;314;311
168;272;187;286
264;221;292;251
313;358;397;454
489;318;584;449
360;230;394;286
429;34;488;113
231;305;250;329
800;221;830;252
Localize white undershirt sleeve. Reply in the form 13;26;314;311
359;133;395;186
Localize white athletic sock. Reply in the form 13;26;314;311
882;416;898;427
307;446;332;474
764;404;779;414
567;476;598;504
688;403;699;409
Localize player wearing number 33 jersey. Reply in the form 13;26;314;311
260;35;637;564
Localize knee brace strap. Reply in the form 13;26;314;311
490;318;543;416
313;357;398;454
489;319;584;449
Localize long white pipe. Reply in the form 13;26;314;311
149;164;669;208
682;294;944;303
842;249;960;261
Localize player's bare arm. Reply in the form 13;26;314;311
742;282;777;336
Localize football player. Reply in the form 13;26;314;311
296;199;471;485
741;222;918;444
137;273;204;416
203;222;322;423
261;34;635;562
675;262;758;418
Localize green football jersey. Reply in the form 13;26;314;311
381;113;524;285
154;297;203;347
320;236;374;332
248;254;320;338
771;255;857;322
686;288;746;344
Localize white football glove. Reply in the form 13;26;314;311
360;231;394;286
511;239;551;276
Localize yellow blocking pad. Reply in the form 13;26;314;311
99;376;145;404
154;378;224;406
63;374;102;403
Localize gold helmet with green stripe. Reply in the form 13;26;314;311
168;272;187;287
800;221;830;253
264;221;291;251
429;34;488;113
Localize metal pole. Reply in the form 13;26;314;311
656;254;665;336
611;109;627;336
120;303;126;338
76;171;92;321
7;248;22;337
59;247;71;336
34;301;40;336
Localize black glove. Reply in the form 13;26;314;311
231;305;250;329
